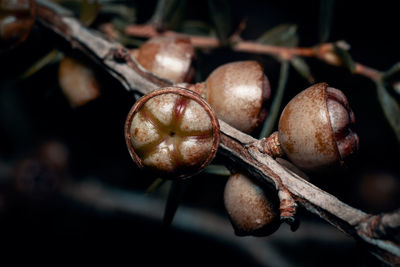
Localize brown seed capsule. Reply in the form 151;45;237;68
277;83;359;171
197;61;271;134
224;173;280;236
58;56;101;108
0;0;35;51
125;87;220;179
133;36;195;83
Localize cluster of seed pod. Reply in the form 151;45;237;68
131;36;271;133
0;2;360;238
124;35;359;236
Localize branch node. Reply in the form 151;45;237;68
358;209;400;242
278;188;298;230
112;47;129;63
253;132;283;158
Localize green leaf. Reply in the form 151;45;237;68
393;82;400;96
180;20;214;36
0;81;33;148
318;0;334;43
145;178;166;194
163;181;186;226
118;36;144;47
334;44;355;72
257;24;298;47
259;60;290;138
290;57;314;83
208;0;231;45
203;164;230;176
376;82;400;142
150;0;186;30
79;0;101;26
100;4;136;23
20;50;62;79
383;62;400;81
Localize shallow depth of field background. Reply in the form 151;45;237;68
0;0;399;266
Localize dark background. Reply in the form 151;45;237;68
0;0;399;266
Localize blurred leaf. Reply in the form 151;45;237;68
208;0;231;45
334;44;355;72
257;24;298;47
383;62;400;81
393;82;400;95
204;164;230;176
0;82;33;150
318;0;334;43
79;0;101;26
259;60;290;138
376;82;400;142
111;17;131;31
145;178;165;194
118;36;144;47
20;50;62;79
163;181;185;226
180;20;215;36
150;0;186;30
100;4;136;23
290;57;314;83
51;0;81;15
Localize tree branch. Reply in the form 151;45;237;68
35;1;399;265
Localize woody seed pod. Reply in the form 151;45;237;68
277;83;359;171
197;61;271;134
133;36;195;83
58;56;101;108
224;172;280;236
0;0;35;51
125;87;220;179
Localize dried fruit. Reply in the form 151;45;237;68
265;83;359;171
224;172;280;236
132;36;195;83
0;0;35;51
125;87;220;179
58;56;101;108
193;61;271;134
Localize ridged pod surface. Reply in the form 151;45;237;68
224;173;280;236
278;83;358;171
125;87;220;179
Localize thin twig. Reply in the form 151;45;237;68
34;1;400;265
124;24;383;81
355;63;383;81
